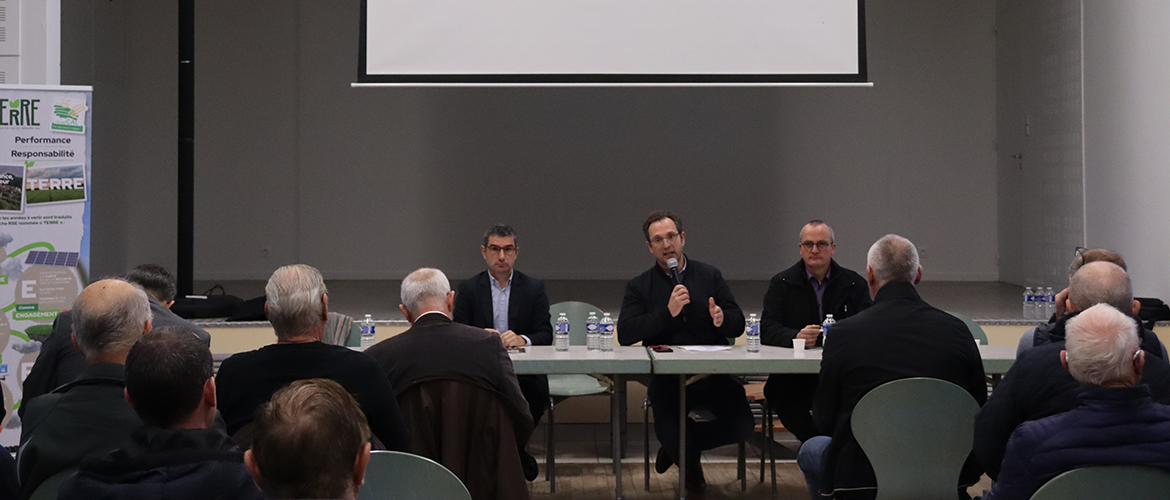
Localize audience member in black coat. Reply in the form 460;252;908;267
58;328;264;500
21;264;211;415
975;261;1170;479
215;264;408;451
800;235;986;500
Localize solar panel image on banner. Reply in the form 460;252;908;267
24;251;80;267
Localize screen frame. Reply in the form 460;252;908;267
357;0;868;85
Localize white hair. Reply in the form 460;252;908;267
400;268;451;317
866;234;919;288
1069;261;1132;312
1065;303;1140;387
265;264;328;338
72;280;153;360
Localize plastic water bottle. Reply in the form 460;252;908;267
360;314;376;350
1023;287;1034;320
1045;287;1056;319
586;312;600;351
599;313;615;352
745;313;761;353
821;314;836;346
555;313;570;352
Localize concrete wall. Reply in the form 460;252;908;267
1083;1;1170;301
70;0;999;283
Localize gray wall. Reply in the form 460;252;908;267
73;0;999;283
1083;1;1170;301
995;0;1086;290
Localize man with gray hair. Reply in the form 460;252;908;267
797;235;987;500
366;268;535;492
18;279;153;497
215;264;408;451
981;304;1170;500
975;261;1170;479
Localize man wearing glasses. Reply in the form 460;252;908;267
453;223;550;481
761;220;872;443
618;210;752;492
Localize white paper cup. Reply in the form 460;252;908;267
792;339;806;350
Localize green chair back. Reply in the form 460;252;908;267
948;311;988;345
549;301;604;346
29;468;77;500
1030;465;1170;500
358;450;471;500
851;377;979;500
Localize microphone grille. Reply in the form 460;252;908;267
667;258;679;269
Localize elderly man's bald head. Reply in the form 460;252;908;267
1068;261;1135;314
72;279;153;363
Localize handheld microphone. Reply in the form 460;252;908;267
667;258;682;286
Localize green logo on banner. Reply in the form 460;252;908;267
14;304;39;312
0;276;7;285
14;306;60;320
0;99;40;126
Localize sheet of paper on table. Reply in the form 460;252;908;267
679;345;733;352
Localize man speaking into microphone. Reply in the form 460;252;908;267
618;210;753;492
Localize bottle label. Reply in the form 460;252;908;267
602;324;615;334
587;323;599;333
361;325;374;335
556;323;569;334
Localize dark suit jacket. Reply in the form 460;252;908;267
20;300;211;417
812;282;987;499
453;270;552;346
17;363;142;499
365;313;534;446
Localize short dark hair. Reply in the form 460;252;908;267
251;379;371;499
642;210;682;241
482;224;517;247
124;327;212;427
125;264;178;303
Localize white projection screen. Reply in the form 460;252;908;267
359;0;867;85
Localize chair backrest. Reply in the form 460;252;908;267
323;311;356;346
1029;465;1170;500
28;467;77;500
358;450;471;500
396;379;530;500
549;301;603;346
947;311;988;345
851;377;980;500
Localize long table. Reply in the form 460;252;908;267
509;346;652;500
648;344;1017;500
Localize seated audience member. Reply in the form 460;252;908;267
215;264;408;450
58;328;264;500
982;303;1170;500
18;280;152;498
975;261;1170;479
366;267;535;483
798;234;986;500
1018;249;1166;358
22;264;212;413
245;379;371;500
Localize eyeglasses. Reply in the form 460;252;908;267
485;245;518;256
649;233;681;247
801;240;832;250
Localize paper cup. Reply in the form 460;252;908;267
792;339;806;350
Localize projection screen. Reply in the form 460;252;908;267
359;0;867;85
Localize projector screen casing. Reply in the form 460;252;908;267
358;0;867;84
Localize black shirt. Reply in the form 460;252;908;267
216;342;409;451
617;257;745;346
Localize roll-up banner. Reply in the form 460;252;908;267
0;85;92;446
